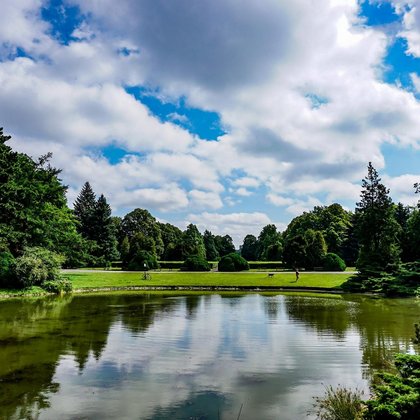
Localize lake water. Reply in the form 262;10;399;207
0;292;418;419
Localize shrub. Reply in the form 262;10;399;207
310;385;365;419
127;250;159;271
181;256;211;271
366;354;420;419
323;253;346;272
13;247;64;288
218;253;249;272
0;251;16;288
42;278;73;294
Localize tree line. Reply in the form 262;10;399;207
0;128;419;294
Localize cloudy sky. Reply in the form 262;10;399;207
1;0;420;245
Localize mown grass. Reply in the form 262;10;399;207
66;271;352;290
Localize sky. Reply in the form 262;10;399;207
1;0;420;246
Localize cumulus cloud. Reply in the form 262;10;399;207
187;212;285;246
1;0;420;241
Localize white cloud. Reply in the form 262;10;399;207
1;0;420;238
412;72;420;92
187;212;283;246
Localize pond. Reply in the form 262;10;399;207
0;292;418;419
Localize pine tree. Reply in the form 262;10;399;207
355;162;401;275
73;182;97;240
93;194;119;262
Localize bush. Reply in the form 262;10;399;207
218;253;249;272
323;253;346;271
310;385;365;419
181;256;211;271
13;247;64;288
0;251;16;288
127;250;159;271
366;354;420;419
42;278;73;294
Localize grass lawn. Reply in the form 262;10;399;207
66;271;352;290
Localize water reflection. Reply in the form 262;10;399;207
0;293;418;419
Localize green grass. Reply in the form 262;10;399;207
0;286;49;298
66;271;352;290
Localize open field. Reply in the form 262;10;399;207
66;271;353;291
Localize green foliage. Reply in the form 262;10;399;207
0;128;82;261
342;261;420;296
323;253;346;271
158;222;184;260
310;385;365;420
241;234;259;260
355;163;401;275
92;194;119;262
214;234;235;258
203;230;219;261
73;182;97;239
405;210;420;262
121;208;164;257
127;250;159;271
366;354;420;419
283;230;326;269
0;251;15;287
182;224;206;259
284;203;352;260
218;253;249;272
42;278;73;294
305;229;327;269
257;224;282;260
13;247;64;288
182;256;211;271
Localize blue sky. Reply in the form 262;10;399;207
1;0;420;245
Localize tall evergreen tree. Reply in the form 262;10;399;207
73;182;97;240
355;162;401;275
93;194;119;262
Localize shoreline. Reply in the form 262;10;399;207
0;285;348;298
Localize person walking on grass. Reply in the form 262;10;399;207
295;268;299;282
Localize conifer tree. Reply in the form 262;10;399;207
73;182;97;240
93;194;119;262
355;162;401;275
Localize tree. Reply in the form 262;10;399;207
92;194;119;262
355;162;401;275
395;202;412;262
0;128;82;264
257;224;282;260
121;209;164;257
405;210;420;262
241;234;259;261
73;182;97;240
214;234;235;257
203;230;219;261
158;222;183;260
182;224;206;259
304;229;327;269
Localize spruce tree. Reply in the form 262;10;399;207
93;194;119;262
73;182;97;240
355;162;401;275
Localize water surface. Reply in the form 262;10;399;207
0;292;418;419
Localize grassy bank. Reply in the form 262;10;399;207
66;271;352;291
